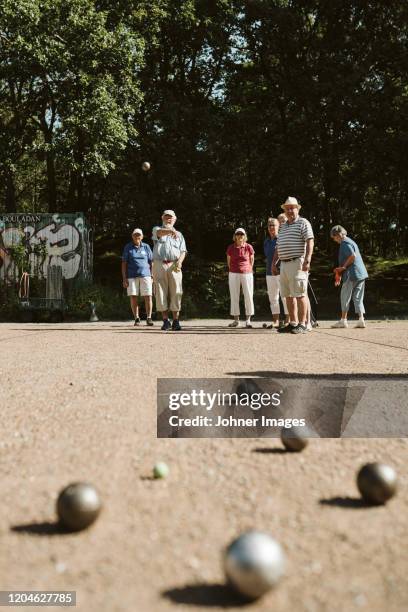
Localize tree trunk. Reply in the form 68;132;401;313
67;170;77;212
46;149;57;212
5;169;16;212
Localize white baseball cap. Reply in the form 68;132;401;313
162;209;176;217
281;196;301;210
132;228;143;235
234;227;247;235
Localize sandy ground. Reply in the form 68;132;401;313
1;319;408;612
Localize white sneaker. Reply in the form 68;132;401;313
355;319;366;328
331;320;348;328
306;323;313;332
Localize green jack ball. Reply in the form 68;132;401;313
357;463;397;505
57;483;102;531
281;426;309;452
153;462;169;479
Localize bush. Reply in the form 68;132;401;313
0;285;20;321
66;283;131;321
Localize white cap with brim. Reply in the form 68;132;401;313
132;228;143;235
281;196;301;210
162;209;176;217
234;227;247;235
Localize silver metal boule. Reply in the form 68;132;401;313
142;161;151;171
357;463;397;505
57;483;102;531
281;425;309;452
224;531;285;600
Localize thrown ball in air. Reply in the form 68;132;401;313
142;161;151;172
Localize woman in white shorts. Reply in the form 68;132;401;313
121;228;154;326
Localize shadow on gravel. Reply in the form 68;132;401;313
319;496;371;509
11;522;72;536
115;329;270;335
7;327;107;332
162;584;249;607
312;330;408;352
226;371;408;379
252;447;287;454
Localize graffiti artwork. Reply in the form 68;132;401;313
0;213;92;285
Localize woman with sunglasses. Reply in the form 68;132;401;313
226;228;255;328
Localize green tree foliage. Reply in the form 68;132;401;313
0;0;145;212
1;0;407;257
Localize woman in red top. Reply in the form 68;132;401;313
226;228;255;328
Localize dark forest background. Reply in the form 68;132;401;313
1;1;407;318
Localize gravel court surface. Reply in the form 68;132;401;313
1;320;408;612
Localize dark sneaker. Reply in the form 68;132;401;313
291;324;307;334
161;319;171;331
172;319;181;331
278;324;296;333
134;317;141;326
146;318;154;326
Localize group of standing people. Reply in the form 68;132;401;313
121;198;368;331
121;209;186;330
227;196;314;333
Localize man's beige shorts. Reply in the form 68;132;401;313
280;258;308;298
127;276;153;297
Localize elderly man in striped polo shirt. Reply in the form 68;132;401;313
272;196;314;334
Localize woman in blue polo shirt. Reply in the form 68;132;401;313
330;225;368;328
121;228;154;326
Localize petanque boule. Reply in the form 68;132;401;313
357;463;397;505
281;425;309;452
153;461;169;479
224;531;285;600
57;483;102;531
142;161;151;172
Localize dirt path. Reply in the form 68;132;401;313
1;320;407;612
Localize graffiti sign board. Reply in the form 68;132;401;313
0;212;92;286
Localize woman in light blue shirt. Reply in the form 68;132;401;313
330;225;368;328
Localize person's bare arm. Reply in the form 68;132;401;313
175;251;186;272
249;253;255;271
178;251;186;265
227;255;231;271
271;250;279;276
157;228;178;238
340;254;355;270
302;238;314;272
121;261;128;288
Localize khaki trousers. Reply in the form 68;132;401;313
152;261;183;312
